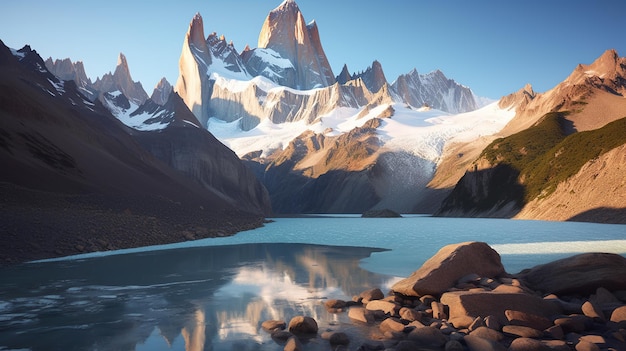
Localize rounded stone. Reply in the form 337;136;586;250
288;316;318;334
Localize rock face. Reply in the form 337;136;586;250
351;60;388;94
92;53;149;106
391;69;478;113
150;77;172;106
175;13;213;127
392;242;505;296
257;0;335;89
516;253;626;295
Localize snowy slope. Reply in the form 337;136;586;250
208;101;515;162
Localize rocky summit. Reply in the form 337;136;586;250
259;241;626;351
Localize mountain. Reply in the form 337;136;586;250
171;1;501;214
92;53;149;106
256;0;335;90
150;77;172;105
392;69;478;113
436;50;626;223
0;41;270;265
44;57;96;100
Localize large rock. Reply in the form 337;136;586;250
440;291;561;328
517;253;626;295
392;242;505;296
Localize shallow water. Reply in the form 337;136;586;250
2;216;625;350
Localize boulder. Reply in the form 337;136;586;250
399;307;422;322
328;332;350;346
324;299;347;310
470;326;504;342
440;291;560;328
610;305;626;327
516;253;626;295
406;326;447;347
392;242;505;296
379;317;407;333
502;325;544;338
288;316;318;334
581;301;605;321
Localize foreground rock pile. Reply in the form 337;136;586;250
261;242;626;351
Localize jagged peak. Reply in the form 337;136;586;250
117;52;128;69
187;12;207;50
277;0;299;10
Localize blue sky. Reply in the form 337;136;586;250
1;0;624;99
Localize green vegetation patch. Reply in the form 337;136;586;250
479;112;626;202
523;116;626;200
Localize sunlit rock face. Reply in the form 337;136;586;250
257;0;335;90
92;53;149;106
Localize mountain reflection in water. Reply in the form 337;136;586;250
0;243;393;351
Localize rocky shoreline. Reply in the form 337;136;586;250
261;242;626;351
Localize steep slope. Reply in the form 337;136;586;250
44;57;96;100
436;50;626;221
351;60;388;94
256;0;335;89
0;42;267;265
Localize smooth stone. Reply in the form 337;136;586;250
325;299;347;310
284;336;303;351
366;300;400;316
610;305;626;327
432;301;448;320
379;317;406;333
392;242;505;296
574;340;600;351
581;301;605;321
288;316;318;334
348;307;374;324
399;307;422;322
445;340;464;351
508;337;552;351
553;315;589;333
470;326;504;341
271;330;293;341
502;325;544;338
544;325;564;340
485;315;502;330
517;253;626;295
406;326;447;347
541;340;570;351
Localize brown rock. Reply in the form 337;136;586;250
468;316;485;331
366;300;400;316
399;307;422;322
502;325;544;338
470;326;504;341
610;305;626;327
590;287;620;305
440;291;560;328
581;301;605;321
271;330;293;341
485;315;502;330
261;319;286;331
392;242;505;296
348;307;374;324
284;336;303;351
517;253;626;295
288;316;318;334
380;318;407;333
464;335;507;351
508;337;551;351
494;284;526;294
360;288;384;304
432;301;448;320
574;340;600;351
544;325;564;340
505;309;553;331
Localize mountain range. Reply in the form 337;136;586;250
2;0;625;265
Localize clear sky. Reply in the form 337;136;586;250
1;0;624;99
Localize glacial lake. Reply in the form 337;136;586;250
1;215;625;351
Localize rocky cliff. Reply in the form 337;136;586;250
257;0;335;90
436;50;626;222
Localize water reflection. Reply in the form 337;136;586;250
0;243;392;351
